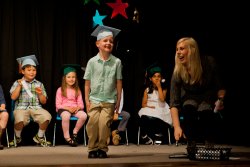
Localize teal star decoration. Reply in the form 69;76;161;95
93;10;107;27
83;0;100;5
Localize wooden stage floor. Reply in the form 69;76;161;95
0;144;249;167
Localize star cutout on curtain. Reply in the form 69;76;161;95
83;0;100;5
93;10;107;27
106;0;129;19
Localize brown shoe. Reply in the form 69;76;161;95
112;130;121;146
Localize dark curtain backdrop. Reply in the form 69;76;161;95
0;0;249;145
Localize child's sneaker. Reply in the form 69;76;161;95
9;136;22;147
33;134;51;147
141;135;153;145
154;133;163;145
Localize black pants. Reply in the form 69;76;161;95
181;105;215;143
139;115;170;140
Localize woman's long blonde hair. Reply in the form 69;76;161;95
173;37;203;85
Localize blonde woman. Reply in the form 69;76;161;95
169;37;226;148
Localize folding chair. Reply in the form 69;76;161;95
53;114;87;147
5;129;9;148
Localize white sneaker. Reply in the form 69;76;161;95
154;133;163;145
141;135;153;145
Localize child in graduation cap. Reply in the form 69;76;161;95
84;25;123;158
55;64;87;147
138;65;172;145
9;55;52;147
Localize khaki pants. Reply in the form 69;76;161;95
86;102;114;152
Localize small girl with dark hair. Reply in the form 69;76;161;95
138;66;172;145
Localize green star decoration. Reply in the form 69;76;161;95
83;0;100;5
93;10;107;27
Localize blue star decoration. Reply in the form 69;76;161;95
93;10;107;27
83;0;100;5
106;0;129;19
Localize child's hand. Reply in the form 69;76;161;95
17;79;23;86
35;87;43;95
0;107;5;111
214;99;224;112
155;80;161;88
115;102;120;114
74;106;80;113
86;103;90;113
67;107;75;113
113;113;119;121
70;107;80;113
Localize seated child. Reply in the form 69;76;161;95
0;84;9;150
55;64;87;146
9;55;52;147
138;65;172;145
110;110;130;145
109;89;130;145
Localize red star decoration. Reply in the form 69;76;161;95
106;0;129;19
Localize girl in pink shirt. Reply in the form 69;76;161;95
56;64;87;146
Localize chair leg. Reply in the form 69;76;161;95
137;126;140;146
53;123;56;147
168;128;172;145
83;125;87;147
43;133;47;147
13;132;17;147
125;128;128;146
6;128;9;148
